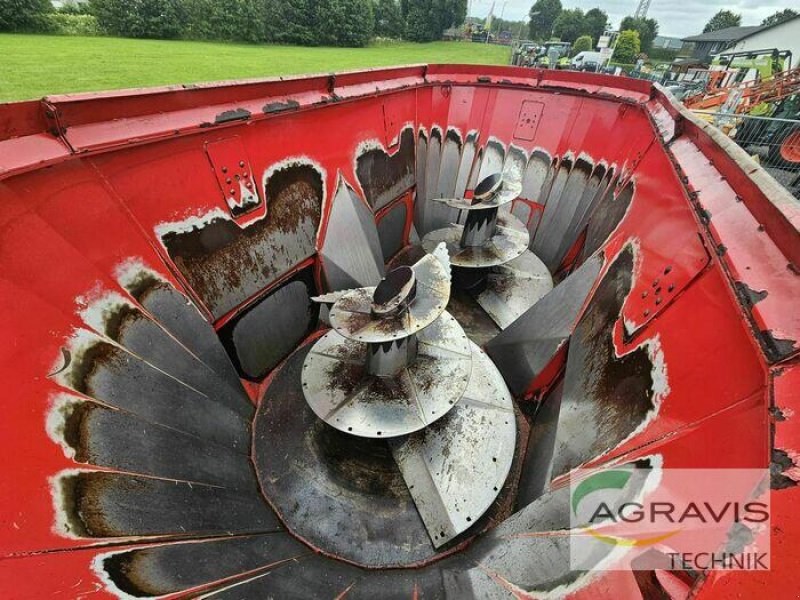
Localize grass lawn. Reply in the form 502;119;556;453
0;34;511;102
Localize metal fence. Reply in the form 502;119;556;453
692;110;800;199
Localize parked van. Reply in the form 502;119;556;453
571;51;602;71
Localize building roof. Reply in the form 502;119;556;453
682;26;763;43
682;14;800;44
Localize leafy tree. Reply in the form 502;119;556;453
571;34;592;55
403;0;464;42
404;0;437;41
528;0;561;41
271;0;316;45
552;8;583;44
436;0;467;35
90;0;186;38
702;9;741;33
0;0;52;32
613;29;640;64
314;0;374;46
490;17;526;33
761;8;798;27
583;7;607;43
57;0;91;15
619;15;658;52
374;0;404;37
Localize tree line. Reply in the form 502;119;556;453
526;0;797;66
703;8;797;33
1;0;468;47
527;0;655;54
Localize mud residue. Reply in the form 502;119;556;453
57;471;115;537
578;180;634;263
161;164;323;318
552;245;656;477
262;99;300;114
102;551;155;598
315;423;406;498
356;128;415;210
771;448;797;489
60;401;95;464
70;341;124;398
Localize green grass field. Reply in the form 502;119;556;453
0;34;510;102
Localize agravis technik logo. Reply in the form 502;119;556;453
569;465;770;571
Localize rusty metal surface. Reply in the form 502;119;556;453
98;534;310;597
159;163;323;318
328;248;451;343
421;211;529;269
356;128;416;211
390;342;516;547
131;280;248;396
51;398;257;491
0;65;793;597
475;249;554;329
302;311;472;438
95;296;252;416
56;471;280;538
320;179;385;291
54;331;251;453
578;179;634;263
551;246;658;478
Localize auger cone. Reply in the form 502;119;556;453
303;244;517;546
422;172;554;328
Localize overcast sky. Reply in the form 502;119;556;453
471;0;794;38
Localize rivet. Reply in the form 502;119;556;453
644;309;650;316
652;279;659;287
221;166;227;173
225;177;232;184
239;160;245;167
655;297;662;305
668;283;675;292
229;188;236;195
641;291;648;298
664;265;672;274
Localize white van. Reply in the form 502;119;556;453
571;51;602;71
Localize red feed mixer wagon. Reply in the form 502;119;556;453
0;65;798;598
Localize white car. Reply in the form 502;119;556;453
571;51;602;71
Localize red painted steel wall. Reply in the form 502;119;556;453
0;65;797;598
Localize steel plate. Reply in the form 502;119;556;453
421;211;529;269
432;179;522;212
475;250;554;329
390;342;517;547
320;179;385;291
302;311;472;438
328;247;451;343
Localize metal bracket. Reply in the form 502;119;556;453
513;100;544;141
205;137;262;219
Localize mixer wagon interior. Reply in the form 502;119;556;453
0;64;798;598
